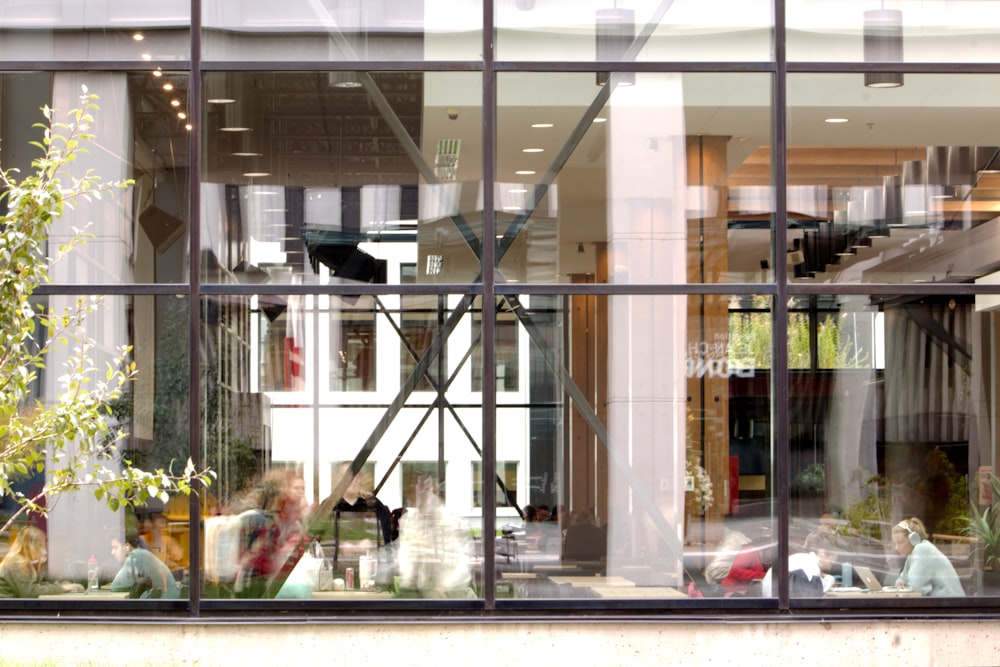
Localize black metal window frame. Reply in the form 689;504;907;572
10;0;1000;620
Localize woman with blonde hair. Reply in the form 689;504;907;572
0;526;84;598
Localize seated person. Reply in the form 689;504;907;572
720;539;771;596
110;532;180;599
761;549;836;597
311;462;393;568
562;509;607;562
0;526;84;598
892;517;965;597
704;528;752;586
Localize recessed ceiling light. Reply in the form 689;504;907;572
509;188;528;194
233;151;263;157
531;123;554;128
221;127;251;132
170;99;181;107
522;148;544;153
133;32;144;42
162;83;174;92
592;117;607;123
152;68;162;78
177;112;187;120
825;117;849;124
244;171;271;178
515;170;536;175
141;53;152;61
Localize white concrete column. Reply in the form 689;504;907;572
604;74;688;584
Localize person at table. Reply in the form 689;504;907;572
110;531;180;599
0;526;84;598
892;517;965;597
720;538;771;596
311;461;393;559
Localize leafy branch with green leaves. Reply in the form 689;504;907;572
0;88;213;536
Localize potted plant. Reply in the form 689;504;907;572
960;472;1000;592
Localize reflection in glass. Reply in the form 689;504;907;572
200;72;483;286
201;293;484;599
0;293;192;600
496;0;772;62
0;2;189;61
788;0;1000;64
496;72;772;284
788;74;1000;286
0;72;189;285
203;0;481;62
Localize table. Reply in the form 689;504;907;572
549;575;636;588
825;586;922;598
311;590;393;599
39;589;130;600
587;585;687;598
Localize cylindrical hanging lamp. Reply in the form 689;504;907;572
596;8;636;87
863;9;903;88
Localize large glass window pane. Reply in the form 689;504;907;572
201;292;484;600
788;293;998;599
487;293;775;601
496;0;772;62
0;0;189;61
0;293;191;604
200;71;483;286
788;0;1000;64
202;1;480;62
495;72;773;285
0;72;190;285
788;74;1000;286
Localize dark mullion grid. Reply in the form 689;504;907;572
481;0;499;611
188;0;204;618
772;0;791;610
11;1;1000;619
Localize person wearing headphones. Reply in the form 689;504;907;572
892;517;965;597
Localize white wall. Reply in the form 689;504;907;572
0;619;996;666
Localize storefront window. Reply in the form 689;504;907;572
200;292;483;600
0;1;189;61
788;0;1000;64
199;71;483;287
495;0;773;62
0;293;192;604
495;71;774;285
0;71;189;285
202;0;481;62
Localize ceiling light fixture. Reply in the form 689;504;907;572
825;118;849;124
328;71;363;89
863;8;904;88
596;7;636;87
531;123;554;128
515;170;536;175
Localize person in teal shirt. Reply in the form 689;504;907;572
893;517;965;597
110;532;180;599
